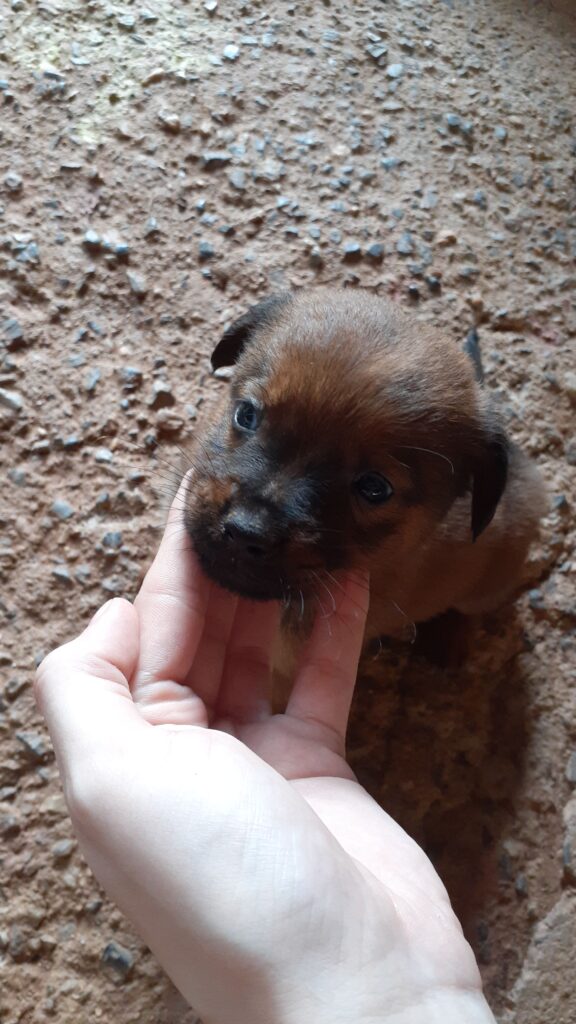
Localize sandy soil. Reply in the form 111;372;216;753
0;0;575;1021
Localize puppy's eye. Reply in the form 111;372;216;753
233;399;261;433
355;472;394;505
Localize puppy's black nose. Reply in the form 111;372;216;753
222;509;271;558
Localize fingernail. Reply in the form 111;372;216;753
90;599;115;625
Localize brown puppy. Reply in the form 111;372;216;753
184;288;544;657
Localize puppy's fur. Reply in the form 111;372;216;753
184;289;544;654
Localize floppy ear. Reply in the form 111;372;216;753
211;293;292;370
470;431;509;540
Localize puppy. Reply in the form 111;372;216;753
184;288;544;659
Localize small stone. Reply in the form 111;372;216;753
84;368;101;393
445;113;462;130
4;171;23;192
51;500;74;521
102;941;134;977
142;68;165;85
83;230;101;250
365;43;388;64
52;838;76;861
567;753;576;785
150;381;175;409
366;242;385;261
127;272;148;298
157;110;181;134
552;494;568;512
16;731;50;763
228;168;246;190
223;44;240;61
396;231;415;255
119;366;143;390
198;240;215;261
386;63;404;78
117;13;136;30
473;190;487;209
494;126;508;142
8;468;27;485
0;388;23;414
2;319;24;347
204;0;217;10
94;447;114;463
528;588;545;610
52;567;73;586
0;815;20;839
102;531;122;550
156;409;184;435
144;217;159;237
201;151;231;171
407;284;420;301
342;241;362;261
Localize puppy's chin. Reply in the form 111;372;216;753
191;536;287;602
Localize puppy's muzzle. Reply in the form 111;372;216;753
221;506;280;560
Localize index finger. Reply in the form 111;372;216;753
286;571;369;740
132;475;235;699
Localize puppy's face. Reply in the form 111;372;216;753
184;290;508;602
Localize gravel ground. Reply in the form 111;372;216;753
0;1;575;1021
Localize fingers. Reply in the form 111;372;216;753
185;584;239;713
132;476;235;706
34;598;146;767
214;599;281;723
286;572;369;741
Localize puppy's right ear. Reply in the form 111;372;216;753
211;293;292;370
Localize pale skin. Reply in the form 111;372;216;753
35;486;496;1024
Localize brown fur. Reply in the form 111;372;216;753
183;289;545;677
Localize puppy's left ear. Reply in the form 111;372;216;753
470;431;509;541
211;293;292;370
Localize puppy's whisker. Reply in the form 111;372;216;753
310;569;337;615
390;599;417;644
398;445;455;475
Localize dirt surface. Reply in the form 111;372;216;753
0;0;575;1021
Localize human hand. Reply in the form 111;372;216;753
35;485;495;1024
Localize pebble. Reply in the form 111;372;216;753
83;229;101;249
342;241;362;260
84;368;101;393
150;381;175;409
0;815;20;839
119;366;143;390
16;731;50;763
386;63;404;79
366;242;385;260
201;151;231;170
156;409;184;435
198;240;215;261
102;941;134;977
365;44;388;64
94;447;114;463
117;13;136;30
52;567;73;586
142;68;165;86
0;388;24;414
127;272;148;298
102;531;122;550
566;753;576;785
51;500;74;520
494;126;508;141
228;168;246;190
396;231;415;255
157;110;181;134
144;217;159;237
2;318;24;347
223;44;240;61
4;171;23;193
51;838;76;861
204;0;217;10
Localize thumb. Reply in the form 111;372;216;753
35;598;148;769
